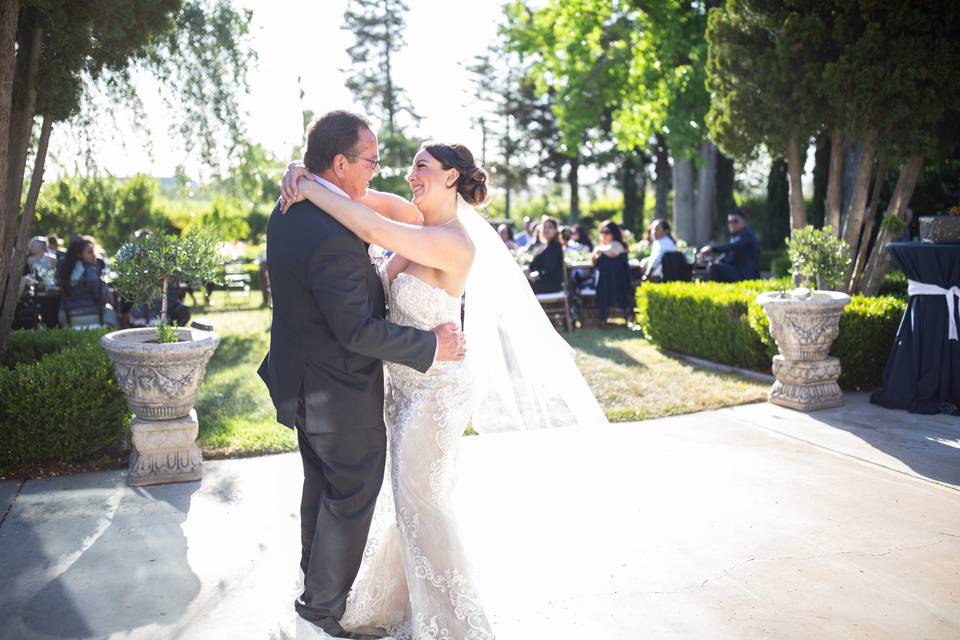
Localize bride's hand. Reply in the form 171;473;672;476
280;161;308;213
281;176;319;214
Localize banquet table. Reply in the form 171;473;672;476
567;258;644;284
870;242;960;415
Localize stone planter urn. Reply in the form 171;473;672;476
101;327;220;486
757;289;851;411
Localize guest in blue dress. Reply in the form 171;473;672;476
59;236;117;326
592;220;634;321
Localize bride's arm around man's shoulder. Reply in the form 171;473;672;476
281;161;423;225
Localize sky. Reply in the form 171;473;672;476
47;0;509;180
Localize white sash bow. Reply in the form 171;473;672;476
907;279;960;341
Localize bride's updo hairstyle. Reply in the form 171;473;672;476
423;142;489;207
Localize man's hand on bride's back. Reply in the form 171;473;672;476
280;161;308;213
433;322;466;362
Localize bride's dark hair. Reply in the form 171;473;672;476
422;142;489;206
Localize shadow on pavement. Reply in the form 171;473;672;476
807;396;960;488
18;479;201;638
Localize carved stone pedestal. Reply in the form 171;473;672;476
101;327;219;486
129;410;202;486
769;356;844;411
757;289;850;412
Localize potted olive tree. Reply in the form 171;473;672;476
100;228;223;486
757;226;852;411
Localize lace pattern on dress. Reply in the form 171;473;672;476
342;269;493;640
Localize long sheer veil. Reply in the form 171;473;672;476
458;195;609;433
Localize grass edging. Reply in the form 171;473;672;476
660;349;775;384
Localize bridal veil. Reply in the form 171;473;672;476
457;195;609;433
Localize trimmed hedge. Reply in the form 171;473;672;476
637;279;905;389
3;327;107;368
1;329;130;471
831;296;905;387
637;279;789;370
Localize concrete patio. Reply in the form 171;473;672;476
1;393;958;639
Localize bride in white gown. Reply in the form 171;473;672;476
283;142;607;639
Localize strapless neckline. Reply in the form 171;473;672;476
390;271;462;300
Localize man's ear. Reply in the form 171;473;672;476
333;154;346;178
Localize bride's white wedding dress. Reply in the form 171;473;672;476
340;269;495;640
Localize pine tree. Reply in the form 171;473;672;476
341;0;422;196
342;0;416;137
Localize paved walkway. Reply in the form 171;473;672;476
1;394;958;639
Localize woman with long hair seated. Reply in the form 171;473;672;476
59;236;117;326
640;218;678;280
527;216;565;294
591;220;634;322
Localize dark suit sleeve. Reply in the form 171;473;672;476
308;234;436;373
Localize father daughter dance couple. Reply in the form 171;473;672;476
258;109;607;640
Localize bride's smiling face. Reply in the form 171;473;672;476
406;150;457;209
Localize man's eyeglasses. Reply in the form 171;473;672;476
344;153;381;170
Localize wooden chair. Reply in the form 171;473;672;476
536;265;573;333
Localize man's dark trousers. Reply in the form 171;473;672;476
294;400;386;622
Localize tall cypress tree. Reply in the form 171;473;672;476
342;0;415;137
341;0;420;195
765;158;790;250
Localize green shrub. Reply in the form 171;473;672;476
0;335;130;471
639;279;905;389
3;328;108;368
786;225;850;290
831;296;905;388
878;270;908;299
637;279;789;370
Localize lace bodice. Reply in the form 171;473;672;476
388;271;462;332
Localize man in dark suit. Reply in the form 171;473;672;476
697;209;760;282
258;110;464;640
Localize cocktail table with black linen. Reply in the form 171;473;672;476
870;242;960;415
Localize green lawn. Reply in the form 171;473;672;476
191;291;297;457
192;291;769;457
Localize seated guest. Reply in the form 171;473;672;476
570;225;593;252
640;219;678;280
498;223;519;251
697;209;759;282
83;234;108;273
26;236;56;274
528;217;565;294
515;216;534;247
525;222;542;252
47;234;66;265
59;236;117;326
592;220;634;321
